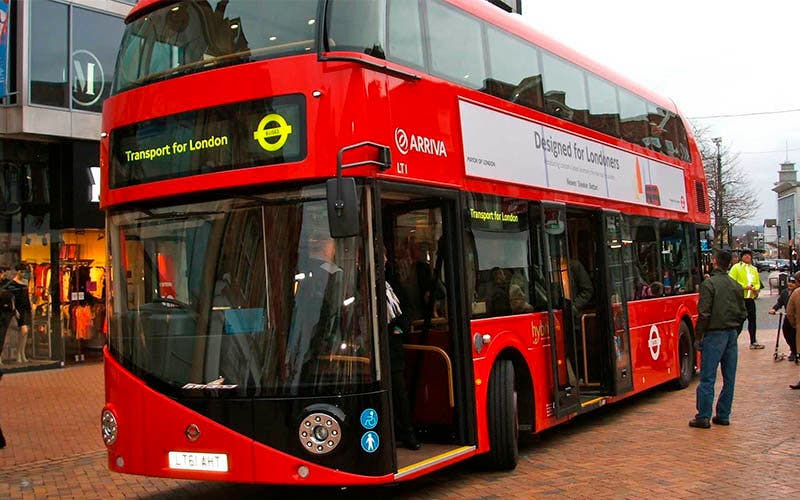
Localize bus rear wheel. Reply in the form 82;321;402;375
486;360;519;470
672;322;694;389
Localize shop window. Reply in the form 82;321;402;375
59;229;108;364
466;194;538;317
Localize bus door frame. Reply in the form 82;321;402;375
374;181;476;453
538;201;580;418
601;210;634;395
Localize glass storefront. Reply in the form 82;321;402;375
0;139;105;371
0;1;129;372
0;140;54;368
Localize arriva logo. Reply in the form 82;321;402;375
394;128;447;157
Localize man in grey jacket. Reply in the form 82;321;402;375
689;249;747;428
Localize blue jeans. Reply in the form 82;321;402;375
695;329;738;420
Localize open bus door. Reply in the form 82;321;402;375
377;183;475;478
538;202;580;417
602;210;634;395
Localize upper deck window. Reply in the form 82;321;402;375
426;1;486;89
586;74;620;138
484;26;543;110
618;89;649;148
113;0;319;94
541;53;588;125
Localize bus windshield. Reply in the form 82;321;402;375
107;184;377;397
113;0;320;93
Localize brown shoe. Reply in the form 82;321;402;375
790;382;800;390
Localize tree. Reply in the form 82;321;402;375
692;124;761;247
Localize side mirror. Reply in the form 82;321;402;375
326;178;359;238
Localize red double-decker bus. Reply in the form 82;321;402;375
100;0;709;485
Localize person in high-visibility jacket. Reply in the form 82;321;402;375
728;249;764;349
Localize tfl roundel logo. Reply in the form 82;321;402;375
395;128;409;155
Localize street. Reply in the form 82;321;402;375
1;287;799;499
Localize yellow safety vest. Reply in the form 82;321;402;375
728;262;761;299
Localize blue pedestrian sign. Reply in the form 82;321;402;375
360;408;378;429
361;431;379;453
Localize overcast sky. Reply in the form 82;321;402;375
521;0;800;226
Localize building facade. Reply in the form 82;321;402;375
763;219;778;258
773;161;800;260
0;0;133;372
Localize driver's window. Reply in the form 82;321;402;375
484;25;542;110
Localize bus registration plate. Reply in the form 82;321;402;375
168;451;229;472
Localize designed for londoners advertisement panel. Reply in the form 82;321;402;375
459;100;688;213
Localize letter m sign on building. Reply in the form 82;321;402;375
72;49;105;108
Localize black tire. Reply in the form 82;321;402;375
486;360;518;470
671;322;694;389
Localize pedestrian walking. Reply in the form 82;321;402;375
768;274;797;361
784;272;800;390
728;249;763;349
689;249;747;428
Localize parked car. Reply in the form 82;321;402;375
754;259;772;272
775;259;791;271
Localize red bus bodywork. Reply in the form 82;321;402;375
101;0;708;486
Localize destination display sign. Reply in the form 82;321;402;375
459;100;688;213
110;94;306;188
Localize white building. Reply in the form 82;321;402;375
763;219;778;257
773;161;800;258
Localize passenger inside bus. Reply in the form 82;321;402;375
509;283;534;314
488;267;511;316
384;248;421;451
284;232;343;388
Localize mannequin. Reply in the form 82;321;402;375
9;264;30;363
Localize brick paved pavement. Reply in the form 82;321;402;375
1;292;799;499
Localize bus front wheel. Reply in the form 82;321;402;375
486;359;519;470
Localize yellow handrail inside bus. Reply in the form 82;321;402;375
316;354;371;365
403;344;454;407
581;312;597;386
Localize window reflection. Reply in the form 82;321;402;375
109;186;375;397
542;53;588;125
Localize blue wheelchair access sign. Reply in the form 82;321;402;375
361;431;380;453
360;408;378;429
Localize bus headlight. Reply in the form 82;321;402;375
101;409;118;446
299;412;342;455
